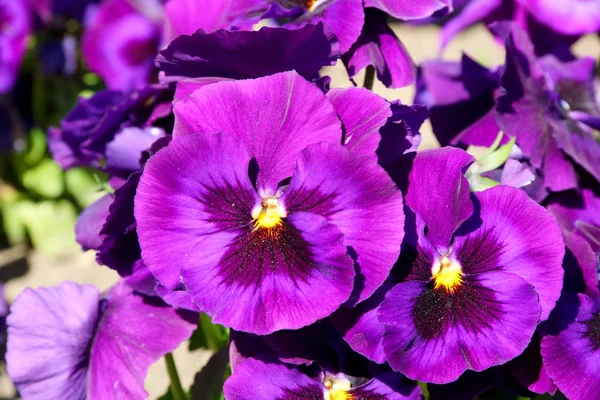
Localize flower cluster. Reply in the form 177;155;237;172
2;0;599;399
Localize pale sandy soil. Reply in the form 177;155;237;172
0;23;598;399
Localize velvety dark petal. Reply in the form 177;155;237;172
366;0;449;20
377;102;428;167
7;282;100;399
380;272;540;384
404;147;474;253
282;143;404;304
454;186;564;320
224;358;323;400
332;284;389;364
326;87;391;156
88;282;196;399
75;194;112;251
48;90;126;169
105;127;166;173
541;293;600;400
290;0;364;53
343;9;416;89
136;134;355;334
173;71;342;191
158;23;340;84
98;172;141;277
507;335;557;395
563;231;600;297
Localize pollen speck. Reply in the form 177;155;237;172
432;255;463;293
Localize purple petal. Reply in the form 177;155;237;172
7;282;99;399
173;71;342;191
88;282;195;399
0;0;31;94
331;284;389;364
454;185;565;320
377;102;428;167
224;358;323;400
290;0;364;53
98;172;142;277
158;23;341;85
440;0;502;49
404;147;475;253
327;87;392;156
163;0;264;40
380;272;540;384
75;194;112;251
366;0;449;20
541;293;600;400
507;335;557;395
499;158;535;188
282;142;405;304
563;231;600;298
516;0;600;35
82;0;159;91
105;126;166;173
343;9;416;88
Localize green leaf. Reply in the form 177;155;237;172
22;128;47;167
1;197;27;245
65;168;109;207
189;313;230;352
19;199;78;253
21;159;64;198
189;348;230;400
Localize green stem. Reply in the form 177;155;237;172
363;65;376;91
164;353;186;400
199;313;227;352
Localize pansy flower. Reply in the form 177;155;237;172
495;23;600;193
0;0;31;94
226;323;421;400
134;70;404;334
6;280;195;399
441;0;598;60
335;147;564;384
82;0;162;91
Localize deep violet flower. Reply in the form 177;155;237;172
334;147;564;384
441;0;596;60
134;71;404;334
6;280;195;399
82;0;162;91
0;0;31;94
48;85;173;177
226;323;422;400
495;23;600;193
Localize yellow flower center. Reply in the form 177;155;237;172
323;377;351;400
252;197;286;230
432;255;463;293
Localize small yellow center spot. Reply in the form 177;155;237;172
323;377;351;400
432;255;463;293
252;197;286;230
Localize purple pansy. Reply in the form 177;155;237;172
539;229;600;400
495;23;600;193
226;323;422;400
82;0;162;91
134;71;404;334
441;0;589;60
6;280;195;399
337;147;564;384
0;0;31;94
48;85;172;176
